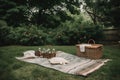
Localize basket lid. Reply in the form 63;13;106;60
86;44;103;48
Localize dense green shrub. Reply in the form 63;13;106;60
19;26;47;45
7;25;47;45
52;19;104;45
7;27;27;45
52;26;69;45
83;24;104;43
0;20;11;46
0;16;104;46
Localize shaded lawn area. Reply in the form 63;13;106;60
0;45;120;80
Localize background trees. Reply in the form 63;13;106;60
0;0;119;45
1;0;119;28
0;0;82;27
84;0;120;28
0;0;28;26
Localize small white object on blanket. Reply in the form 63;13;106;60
79;44;91;52
23;50;36;58
49;57;69;65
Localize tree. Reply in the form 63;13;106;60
28;0;82;28
84;0;120;28
0;0;82;27
0;0;29;26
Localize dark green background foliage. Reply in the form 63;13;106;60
84;0;120;28
0;0;119;27
0;0;28;26
0;19;103;46
0;20;11;45
0;0;81;27
0;0;119;46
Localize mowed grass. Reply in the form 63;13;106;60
0;45;120;80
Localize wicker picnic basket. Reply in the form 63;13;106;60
76;39;103;59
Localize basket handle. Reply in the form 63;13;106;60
88;39;95;44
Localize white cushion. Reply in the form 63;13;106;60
23;50;36;58
49;57;69;65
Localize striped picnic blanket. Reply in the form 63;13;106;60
16;51;110;76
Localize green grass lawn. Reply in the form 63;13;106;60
0;45;120;80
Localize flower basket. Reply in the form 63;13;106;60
35;48;56;58
76;39;103;59
42;53;56;59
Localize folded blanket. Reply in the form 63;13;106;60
49;57;69;65
79;44;91;52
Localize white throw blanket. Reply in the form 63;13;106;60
79;44;91;52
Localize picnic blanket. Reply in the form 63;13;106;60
16;51;110;76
